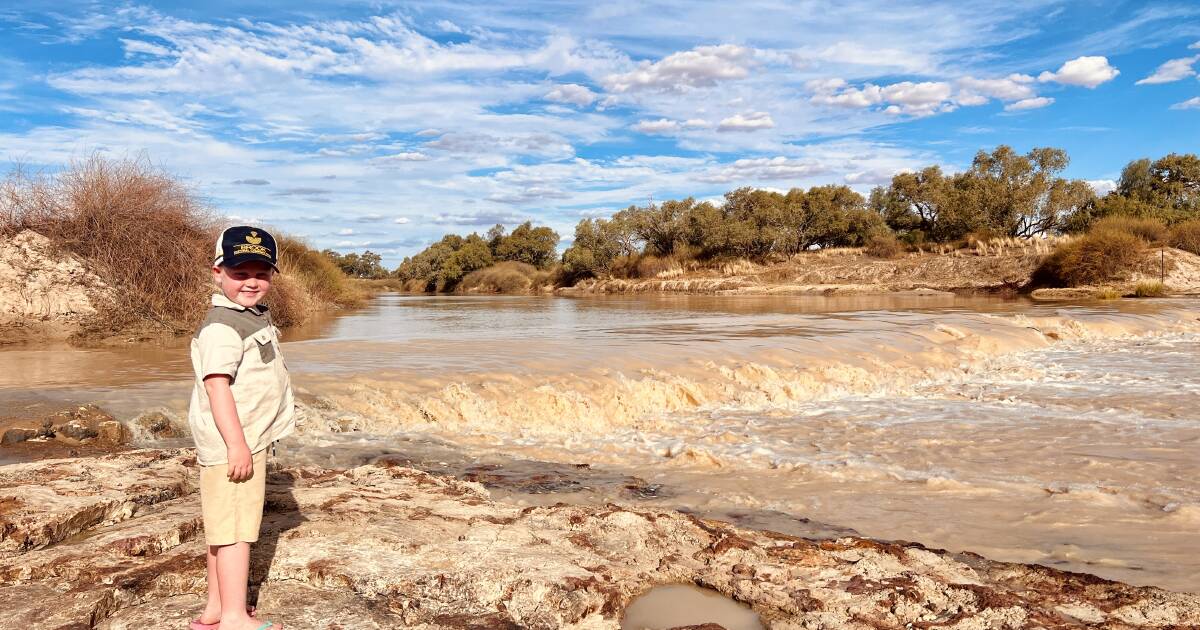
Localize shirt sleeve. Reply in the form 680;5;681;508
196;323;244;379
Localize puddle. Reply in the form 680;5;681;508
621;584;764;630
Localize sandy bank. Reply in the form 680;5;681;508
560;243;1200;298
1;449;1197;629
0;230;112;343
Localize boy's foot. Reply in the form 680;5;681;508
194;606;255;626
216;617;280;630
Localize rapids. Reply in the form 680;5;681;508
2;294;1198;591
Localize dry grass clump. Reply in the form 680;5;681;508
1035;230;1146;287
1;157;217;332
863;230;903;259
1092;215;1168;244
1094;287;1122;300
458;261;553;294
1133;281;1167;298
1169;220;1200;255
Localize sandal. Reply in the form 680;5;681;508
188;606;256;630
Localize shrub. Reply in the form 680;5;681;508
635;254;680;278
863;229;903;259
1169;220;1200;255
1133;281;1167;297
1094;287;1122;300
1091;215;1168;244
266;236;365;326
457;261;545;294
1034;230;1146;287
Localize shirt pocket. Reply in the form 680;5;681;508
252;329;277;364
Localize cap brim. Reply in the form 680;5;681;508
220;254;279;271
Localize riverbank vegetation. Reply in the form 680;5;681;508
0;157;364;334
393;222;559;292
390;146;1199;292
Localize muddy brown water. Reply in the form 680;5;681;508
2;293;1199;593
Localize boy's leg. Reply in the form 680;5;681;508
215;542;253;623
199;545;223;624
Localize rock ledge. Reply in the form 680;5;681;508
1;449;1197;629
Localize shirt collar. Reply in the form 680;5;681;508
211;292;264;315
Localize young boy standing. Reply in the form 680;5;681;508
188;226;293;630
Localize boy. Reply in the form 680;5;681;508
188;226;293;630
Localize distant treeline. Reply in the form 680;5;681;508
356;145;1200;290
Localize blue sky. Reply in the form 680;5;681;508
0;1;1198;264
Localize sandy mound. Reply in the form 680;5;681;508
0;230;110;323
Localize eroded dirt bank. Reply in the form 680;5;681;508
2;449;1198;629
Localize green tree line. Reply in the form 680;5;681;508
561;146;1199;282
333;145;1199;291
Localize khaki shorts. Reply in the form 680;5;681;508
199;447;268;546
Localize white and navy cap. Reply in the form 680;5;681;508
214;225;279;270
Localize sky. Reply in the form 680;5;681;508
0;1;1198;264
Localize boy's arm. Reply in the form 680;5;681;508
203;374;254;481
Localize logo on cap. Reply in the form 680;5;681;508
233;231;272;258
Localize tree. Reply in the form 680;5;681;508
438;234;493;290
493;221;559;268
963;145;1091;238
1150;153;1200;214
886;166;958;240
322;248;386;278
560;216;638;281
792;185;868;250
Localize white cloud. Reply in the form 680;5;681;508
435;19;464;33
881;81;953;109
698;156;828;183
809;79;883;108
956;74;1036;101
1136;55;1199;85
544;83;597;107
372;151;430;163
632;118;710;134
716;111;775;132
1087;179;1117;196
808;78;956;116
1038;56;1120;88
394;217;410;224
633;118;682;134
1171;96;1200;110
794;41;933;74
120;38;172;57
1004;96;1055;111
602;44;755;92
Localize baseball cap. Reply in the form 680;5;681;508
214;225;279;270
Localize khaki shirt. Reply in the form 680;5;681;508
187;293;295;466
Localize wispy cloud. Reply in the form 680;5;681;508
0;2;1190;264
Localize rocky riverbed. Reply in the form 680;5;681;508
2;449;1198;629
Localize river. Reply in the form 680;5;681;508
2;293;1198;592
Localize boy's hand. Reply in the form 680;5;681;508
226;443;254;481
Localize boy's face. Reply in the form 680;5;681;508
213;261;274;308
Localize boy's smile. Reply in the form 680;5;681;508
213;260;274;309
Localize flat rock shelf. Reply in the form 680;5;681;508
2;449;1198;629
